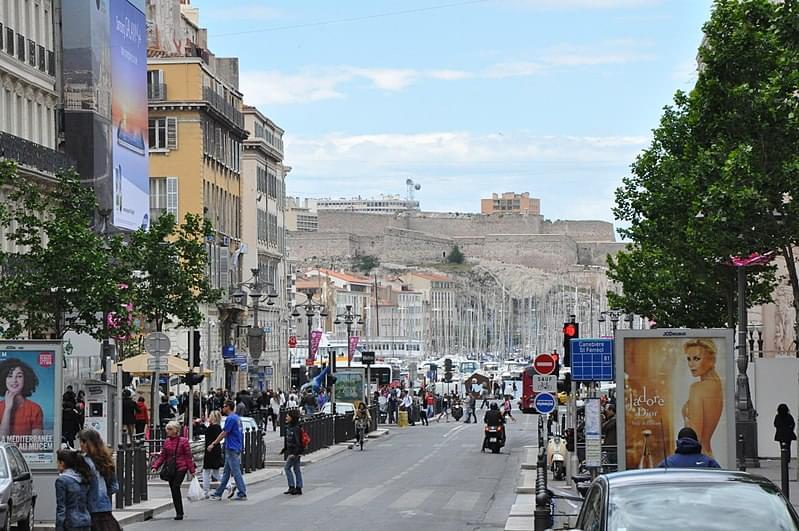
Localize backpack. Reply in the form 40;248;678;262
299;427;311;449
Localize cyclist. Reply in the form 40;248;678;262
353;403;371;448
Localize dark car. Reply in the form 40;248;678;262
0;443;36;531
570;469;799;531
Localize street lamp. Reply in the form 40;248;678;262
333;305;364;368
598;309;634;335
291;296;327;398
232;268;279;362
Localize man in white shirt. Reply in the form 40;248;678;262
400;392;415;426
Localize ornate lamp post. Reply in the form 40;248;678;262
291;296;327;394
231;268;279;363
598;309;634;335
334;305;364;368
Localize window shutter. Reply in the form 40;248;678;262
166;117;178;149
219;247;230;291
166;177;178;216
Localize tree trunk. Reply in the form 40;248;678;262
783;245;799;356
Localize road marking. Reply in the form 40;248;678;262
241;486;287;503
336;486;387;506
282;486;341;506
390;488;434;509
443;491;482;512
443;425;466;438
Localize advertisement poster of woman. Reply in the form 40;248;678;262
0;343;62;468
615;329;735;471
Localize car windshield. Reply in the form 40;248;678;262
607;480;799;530
0;451;8;478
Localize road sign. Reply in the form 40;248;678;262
533;392;557;414
571;339;614;381
264;326;273;334
288;336;297;348
264;366;274;377
147;357;169;371
533;353;556;375
361;351;375;365
533;374;557;393
143;332;170;357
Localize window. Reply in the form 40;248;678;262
16;34;24;61
6;28;14;55
147;70;165;99
150;177;178;222
0;24;3;51
27;39;35;66
37;44;44;71
47;50;54;75
148;117;177;150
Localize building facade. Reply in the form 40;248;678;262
286;196;318;232
315;195;419;215
480;192;541;215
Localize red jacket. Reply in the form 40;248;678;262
152;436;195;474
135;402;149;422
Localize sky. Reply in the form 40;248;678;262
191;0;713;227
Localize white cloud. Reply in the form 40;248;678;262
346;67;418;91
284;131;649;219
483;61;543;78
240;69;349;105
672;58;699;86
428;69;474;81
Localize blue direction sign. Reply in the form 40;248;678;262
533;392;557;414
571;338;614;381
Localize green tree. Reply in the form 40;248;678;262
354;254;379;274
0;162;131;339
126;213;220;332
447;245;465;264
610;0;798;328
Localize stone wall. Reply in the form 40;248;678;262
576;242;628;267
381;228;454;263
286;231;357;261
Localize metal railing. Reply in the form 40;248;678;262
241;428;266;473
534;448;551;531
115;441;148;510
297;413;335;453
0;131;73;175
202;87;244;129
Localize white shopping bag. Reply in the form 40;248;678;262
187;476;203;502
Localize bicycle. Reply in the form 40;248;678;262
355;421;367;451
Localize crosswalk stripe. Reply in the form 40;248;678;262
282;486;341;506
336;486;387;506
241;486;286;503
443;491;481;512
389;488;434;509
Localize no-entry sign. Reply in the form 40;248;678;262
533;353;556;375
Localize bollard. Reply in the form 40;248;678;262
132;442;141;504
116;445;125;510
534;448;551;531
123;444;133;507
138;441;148;501
737;432;746;472
782;442;790;500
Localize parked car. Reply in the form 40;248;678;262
321;402;355;415
570;469;799;531
0;443;36;531
217;416;259;433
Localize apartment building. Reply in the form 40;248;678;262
480;192;541;215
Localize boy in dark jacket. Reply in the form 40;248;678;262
657;427;721;468
281;410;304;495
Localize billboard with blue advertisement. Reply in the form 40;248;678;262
0;342;62;468
109;0;149;230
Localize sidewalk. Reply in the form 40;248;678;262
34;427;391;529
752;458;799;509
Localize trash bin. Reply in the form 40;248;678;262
398;410;409;427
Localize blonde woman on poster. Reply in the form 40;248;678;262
681;339;723;456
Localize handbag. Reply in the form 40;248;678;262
159;441;178;482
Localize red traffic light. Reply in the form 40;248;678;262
563;323;578;337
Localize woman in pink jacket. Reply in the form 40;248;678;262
151;421;196;520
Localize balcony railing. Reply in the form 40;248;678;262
147;82;167;101
0;132;73;176
203;87;244;129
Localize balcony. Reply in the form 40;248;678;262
147;82;167;101
0;132;73;176
203;87;244;130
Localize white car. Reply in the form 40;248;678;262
321;402;355;415
218;416;259;432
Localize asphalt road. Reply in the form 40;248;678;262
129;410;536;531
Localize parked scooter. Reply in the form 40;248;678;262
482;425;505;453
547;435;567;481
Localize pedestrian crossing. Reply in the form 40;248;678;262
238;484;483;513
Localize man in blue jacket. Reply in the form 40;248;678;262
658;427;721;468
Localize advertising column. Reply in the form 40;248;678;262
109;0;149;230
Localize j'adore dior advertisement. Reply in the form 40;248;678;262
615;329;735;470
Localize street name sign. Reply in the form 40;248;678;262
533;392;557;414
147;357;169;371
571;339;614;381
533;374;557;393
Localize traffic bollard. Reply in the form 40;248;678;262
782;442;790;500
124;444;133;507
115;445;125;510
737;432;746;472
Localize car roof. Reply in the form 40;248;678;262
602;468;778;489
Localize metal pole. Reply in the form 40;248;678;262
567;378;578;487
188;330;194;441
115;363;123;449
782;441;790;499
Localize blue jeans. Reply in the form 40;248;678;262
214;449;247;498
284;455;303;489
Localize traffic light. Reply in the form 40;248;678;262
444;358;453;383
183;372;205;387
192;330;201;367
562;321;579;367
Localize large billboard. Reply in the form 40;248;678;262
615;329;735;470
335;369;365;405
0;342;62;469
109;0;149;230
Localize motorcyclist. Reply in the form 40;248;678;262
482;402;506;452
353;403;371;446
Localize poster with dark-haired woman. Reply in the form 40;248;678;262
0;346;58;466
615;329;735;471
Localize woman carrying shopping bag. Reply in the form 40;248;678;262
151;421;196;520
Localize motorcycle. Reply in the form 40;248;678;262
452;404;464;421
546;435;567;481
482;425;504;454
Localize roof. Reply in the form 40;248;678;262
295;278;324;290
312;268;372;285
408;272;450;282
602;469;775;489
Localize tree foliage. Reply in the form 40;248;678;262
447;245;465;264
354;254;379;274
609;0;799;327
